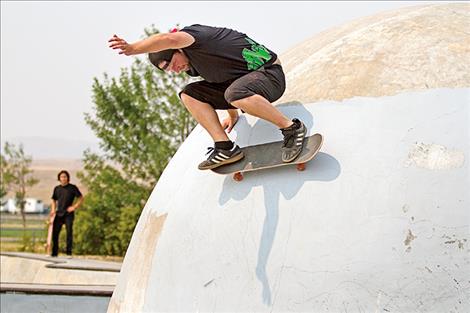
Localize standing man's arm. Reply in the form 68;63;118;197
50;199;56;217
108;32;195;56
50;187;57;218
67;196;83;213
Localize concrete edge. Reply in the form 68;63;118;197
1;252;121;272
1;252;65;264
0;282;114;296
45;263;120;272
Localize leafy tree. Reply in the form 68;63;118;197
0;154;8;206
1;142;39;228
74;152;149;255
76;25;196;255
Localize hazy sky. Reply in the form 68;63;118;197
1;1;440;157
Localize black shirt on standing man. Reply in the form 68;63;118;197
52;184;82;217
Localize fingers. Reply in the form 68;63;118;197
108;34;128;52
108;34;121;43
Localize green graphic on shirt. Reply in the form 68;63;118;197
242;37;272;70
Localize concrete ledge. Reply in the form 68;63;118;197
1;282;114;296
1;252;120;286
1;252;121;272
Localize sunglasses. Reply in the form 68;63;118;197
157;60;171;71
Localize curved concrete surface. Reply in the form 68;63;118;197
108;4;470;313
279;3;470;103
109;89;469;312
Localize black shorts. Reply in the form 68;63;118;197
179;64;286;110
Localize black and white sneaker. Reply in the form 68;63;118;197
281;118;307;162
198;145;244;170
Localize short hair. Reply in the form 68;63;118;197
57;170;70;182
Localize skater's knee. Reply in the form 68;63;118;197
228;94;260;111
179;88;202;110
224;84;255;105
179;84;196;103
179;92;192;105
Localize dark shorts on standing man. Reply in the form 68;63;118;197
179;63;286;110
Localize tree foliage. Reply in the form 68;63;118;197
0;154;8;206
1;142;39;228
74;152;149;255
76;25;195;256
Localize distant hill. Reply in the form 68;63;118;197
1;137;98;204
1;136;101;159
4;159;87;205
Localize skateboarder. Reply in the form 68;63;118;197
108;24;307;170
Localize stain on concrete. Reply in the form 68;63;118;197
405;142;465;170
443;234;467;250
404;229;417;252
107;212;167;313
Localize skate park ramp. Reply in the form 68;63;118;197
0;252;120;297
108;4;470;313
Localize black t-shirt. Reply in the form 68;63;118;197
181;24;277;83
52;184;82;216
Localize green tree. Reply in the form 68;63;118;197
74;152;149;255
77;25;196;255
1;142;39;228
0;154;8;206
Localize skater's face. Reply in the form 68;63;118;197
158;51;190;74
59;173;69;186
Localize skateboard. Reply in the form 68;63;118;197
45;214;54;255
212;133;323;181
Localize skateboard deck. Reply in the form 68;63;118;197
45;215;54;255
212;133;323;180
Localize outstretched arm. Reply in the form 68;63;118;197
108;32;195;56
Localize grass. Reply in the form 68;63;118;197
1;213;50;253
0;213;123;262
1;228;46;238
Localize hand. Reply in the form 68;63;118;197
66;206;75;213
108;34;134;55
222;115;239;133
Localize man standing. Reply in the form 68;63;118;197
108;24;307;170
50;170;83;258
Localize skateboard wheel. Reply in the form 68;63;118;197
296;163;306;171
233;172;244;181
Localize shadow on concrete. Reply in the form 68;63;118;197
217;102;341;306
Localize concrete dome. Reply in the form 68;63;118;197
108;4;469;313
279;3;470;103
